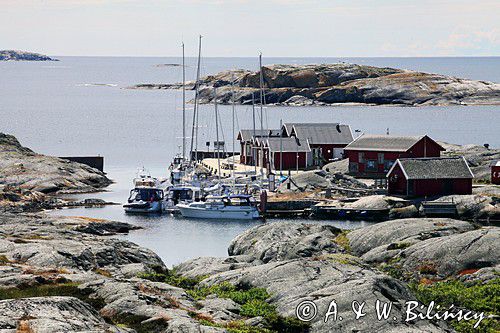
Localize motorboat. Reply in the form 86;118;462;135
123;169;166;213
169;154;189;185
164;184;201;214
177;194;260;220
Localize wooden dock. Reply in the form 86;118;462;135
421;201;458;217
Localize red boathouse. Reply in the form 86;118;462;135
344;134;445;178
492;161;500;185
387;157;474;197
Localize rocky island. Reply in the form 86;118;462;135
131;63;500;106
0;50;58;61
0;133;498;332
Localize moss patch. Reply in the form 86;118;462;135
333;230;351;253
411;278;500;332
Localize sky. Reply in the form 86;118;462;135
1;0;499;57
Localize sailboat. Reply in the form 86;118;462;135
177;86;260;220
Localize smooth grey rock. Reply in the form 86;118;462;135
228;222;343;263
198;297;242;321
347;218;474;256
0;297;123;332
399;227;500;278
175;256;253;279
200;259;448;332
0;133;110;211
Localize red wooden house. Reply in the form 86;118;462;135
387;157;474;197
492;161;500;185
237;129;279;165
260;137;312;170
283;123;353;166
344;134;445;178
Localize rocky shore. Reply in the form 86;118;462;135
0;50;58;61
130;63;500;106
0;133;498;332
1;213;498;332
0;133;111;212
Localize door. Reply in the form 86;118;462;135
333;148;343;159
444;180;453;194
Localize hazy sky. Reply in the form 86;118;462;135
1;0;499;57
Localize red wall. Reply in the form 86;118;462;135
310;143;346;161
272;152;307;170
388;163;472;197
413;179;472;196
492;166;500;185
347;137;443;178
387;164;407;194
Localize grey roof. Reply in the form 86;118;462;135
238;129;280;142
391;157;474;180
264;137;311;153
345;134;443;152
284;123;353;145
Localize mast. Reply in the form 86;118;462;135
279;118;283;176
252;92;257;175
259;53;265;178
231;75;236;187
182;42;186;160
214;87;221;180
190;35;202;162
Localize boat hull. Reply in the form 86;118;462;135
123;201;163;214
177;205;259;220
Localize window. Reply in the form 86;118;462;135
378;153;384;164
384;160;395;171
349;162;358;173
358;152;365;163
366;160;377;172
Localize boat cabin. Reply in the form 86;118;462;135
167;185;201;205
128;188;164;203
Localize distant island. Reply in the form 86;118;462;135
130;63;500;106
0;50;58;61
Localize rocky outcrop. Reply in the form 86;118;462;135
0;50;58;61
440;141;500;183
0;133;111;211
177;222;455;332
0;297;125;332
130;63;500;106
0;213;227;332
348;218;500;281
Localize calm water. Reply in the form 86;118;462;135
1;56;499;266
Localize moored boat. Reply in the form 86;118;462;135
123;169;167;214
177;194;260;220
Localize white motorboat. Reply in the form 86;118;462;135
164;184;201;214
177;194;260;220
124;169;167;213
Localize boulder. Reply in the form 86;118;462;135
228;222;343;263
399;227;500;278
0;297;124;332
0;133;111;197
347;218;475;257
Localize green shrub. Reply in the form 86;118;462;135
411;278;500;332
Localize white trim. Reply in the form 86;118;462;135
386;159;409;179
462;156;475;179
